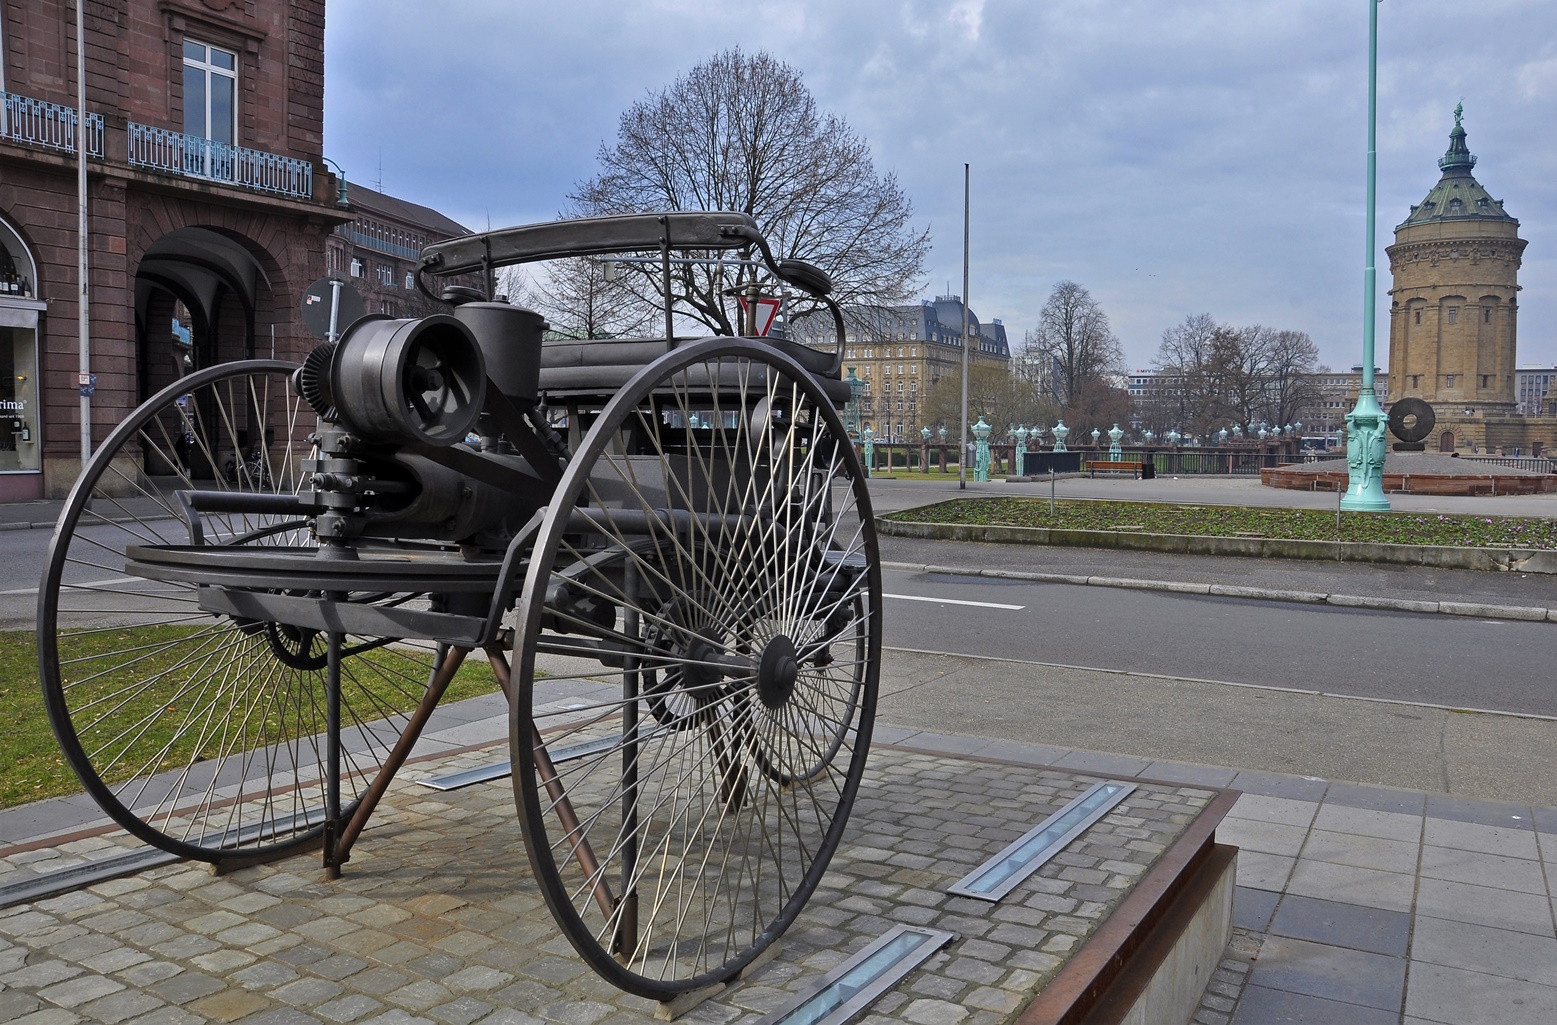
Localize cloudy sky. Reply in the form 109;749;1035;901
323;0;1557;373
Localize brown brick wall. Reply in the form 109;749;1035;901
1;0;334;497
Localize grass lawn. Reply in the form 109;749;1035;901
5;627;502;810
890;497;1557;548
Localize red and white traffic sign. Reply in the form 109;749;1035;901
738;296;783;337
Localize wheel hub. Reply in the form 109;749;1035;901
757;635;800;709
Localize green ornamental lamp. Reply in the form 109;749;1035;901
1342;0;1390;511
973;416;992;482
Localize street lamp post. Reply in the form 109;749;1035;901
1342;0;1391;511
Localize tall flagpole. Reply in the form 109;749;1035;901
77;0;92;465
958;163;970;490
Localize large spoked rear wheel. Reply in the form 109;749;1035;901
37;361;448;865
513;338;881;999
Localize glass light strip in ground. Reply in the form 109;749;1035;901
948;780;1136;901
756;925;955;1025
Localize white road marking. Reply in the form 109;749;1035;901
884;592;1024;611
0;575;149;597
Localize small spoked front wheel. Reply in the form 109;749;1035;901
513;338;881;999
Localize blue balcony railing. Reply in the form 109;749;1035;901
1;91;103;156
127;122;313;201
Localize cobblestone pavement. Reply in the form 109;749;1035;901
0;744;1213;1025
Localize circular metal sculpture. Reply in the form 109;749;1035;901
1388;396;1436;444
37;211;881;1002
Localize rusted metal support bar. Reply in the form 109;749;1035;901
330;645;472;866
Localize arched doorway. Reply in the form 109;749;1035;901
133;227;280;480
134;227;277;403
1439;430;1455;452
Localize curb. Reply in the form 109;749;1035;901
881;561;1557;625
876;517;1557;575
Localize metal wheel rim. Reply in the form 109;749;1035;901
512;337;881;998
36;360;446;863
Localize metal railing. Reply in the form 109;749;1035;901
344;227;421;261
1458;455;1555;473
1;91;103;156
860;444;1331;477
127;122;313;200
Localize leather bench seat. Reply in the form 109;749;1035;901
537;336;851;407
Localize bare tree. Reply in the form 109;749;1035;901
1150;314;1321;437
1024;281;1124;411
570;48;930;336
1262;329;1323;427
502;258;653;339
923;362;1056;433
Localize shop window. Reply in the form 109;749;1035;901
0;219;42;473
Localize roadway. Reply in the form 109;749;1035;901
878;565;1557;718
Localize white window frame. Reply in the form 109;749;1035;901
183;39;238;149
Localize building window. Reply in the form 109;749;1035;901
1414;309;1421;325
1447;308;1458;325
405;272;415;290
1446;375;1456;387
183;41;238;148
1483;307;1491;323
376;263;394;287
350;258;363;278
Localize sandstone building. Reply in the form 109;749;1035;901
1386;106;1551;453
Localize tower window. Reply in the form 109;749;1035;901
1414;309;1421;325
1446;375;1456;387
1447;308;1458;325
1483;308;1491;323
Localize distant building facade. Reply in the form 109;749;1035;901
1515;365;1557;416
789;295;1010;441
325;184;470;320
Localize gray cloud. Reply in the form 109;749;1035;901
325;0;1557;372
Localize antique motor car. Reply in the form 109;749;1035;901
37;211;880;999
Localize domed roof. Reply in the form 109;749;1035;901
932;295;978;335
1398;105;1516;229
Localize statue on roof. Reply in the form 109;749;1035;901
1454;102;1464;129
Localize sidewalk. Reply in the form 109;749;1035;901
4;648;1554;1024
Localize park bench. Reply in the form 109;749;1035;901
1087;459;1142;478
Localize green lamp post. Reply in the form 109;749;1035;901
973;416;992;482
862;424;875;478
1342;0;1390;511
1107;423;1123;459
1052;421;1069;452
843;368;864;438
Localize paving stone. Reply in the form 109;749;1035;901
275;978;347;1005
425;998;492;1025
1268;894;1411;957
316;996;384;1023
147;971;227;1005
186;990;273;1022
80;989;165;1025
117;961;185;986
38;974;125;1008
1246;937;1405;1011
